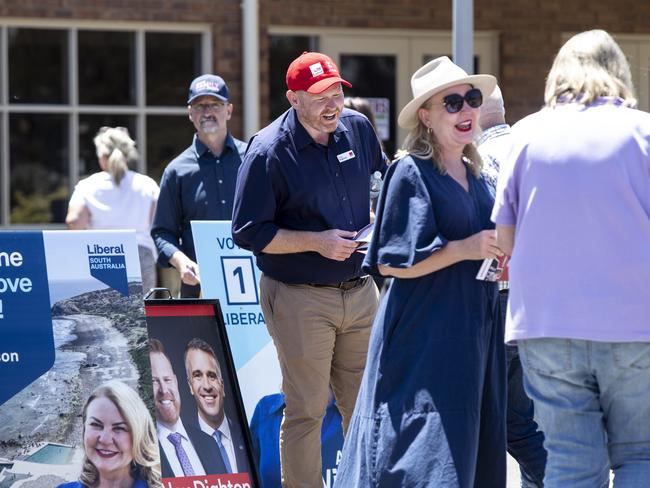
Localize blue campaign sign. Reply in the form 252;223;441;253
192;221;282;420
1;230;147;486
192;221;267;366
192;223;345;482
0;232;54;406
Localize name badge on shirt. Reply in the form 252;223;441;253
337;150;356;163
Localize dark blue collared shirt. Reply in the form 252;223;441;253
152;133;246;266
232;108;387;284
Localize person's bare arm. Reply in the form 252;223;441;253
65;202;91;230
378;229;502;279
262;228;359;262
496;224;515;256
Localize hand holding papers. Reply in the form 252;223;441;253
353;222;374;252
476;254;510;282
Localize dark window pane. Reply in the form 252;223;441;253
146;115;195;183
340;54;396;158
9;28;68;104
79;31;135;105
146;33;202;106
269;35;317;121
10;114;69;224
78;115;137;178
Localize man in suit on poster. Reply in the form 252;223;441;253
149;338;227;477
184;337;249;474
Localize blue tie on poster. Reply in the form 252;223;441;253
0;232;55;406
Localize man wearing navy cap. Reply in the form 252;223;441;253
152;74;247;297
232;52;386;487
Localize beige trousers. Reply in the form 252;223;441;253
260;274;379;488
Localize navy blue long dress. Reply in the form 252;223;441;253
335;155;506;488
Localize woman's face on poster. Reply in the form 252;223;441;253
83;396;134;480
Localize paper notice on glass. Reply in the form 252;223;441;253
366;97;390;141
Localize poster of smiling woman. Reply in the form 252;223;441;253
0;230;155;488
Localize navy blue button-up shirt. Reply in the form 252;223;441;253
232;108;387;284
152;133;246;266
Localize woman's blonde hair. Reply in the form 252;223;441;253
545;29;636;108
80;380;161;487
395;97;483;177
93;127;139;186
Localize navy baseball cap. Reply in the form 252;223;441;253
187;74;229;104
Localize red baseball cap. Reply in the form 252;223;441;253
286;52;352;94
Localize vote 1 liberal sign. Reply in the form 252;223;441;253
191;221;281;421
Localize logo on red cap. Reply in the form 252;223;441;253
286;52;352;94
309;62;325;77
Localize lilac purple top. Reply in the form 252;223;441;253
492;99;650;343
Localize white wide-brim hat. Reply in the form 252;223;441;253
398;56;497;129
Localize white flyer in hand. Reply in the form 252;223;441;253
353;222;375;251
476;254;510;282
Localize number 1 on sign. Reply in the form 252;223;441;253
220;256;259;305
233;266;245;294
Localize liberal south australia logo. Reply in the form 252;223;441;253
87;243;129;296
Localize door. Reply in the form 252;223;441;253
321;36;410;158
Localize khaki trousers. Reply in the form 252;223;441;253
260;274;379;488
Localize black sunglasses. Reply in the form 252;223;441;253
442;88;483;113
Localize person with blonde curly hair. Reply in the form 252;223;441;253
66;126;159;293
58;380;161;488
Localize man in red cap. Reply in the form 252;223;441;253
232;52;386;487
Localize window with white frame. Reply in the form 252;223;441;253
0;22;211;226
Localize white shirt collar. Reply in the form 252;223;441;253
197;413;231;440
157;418;190;441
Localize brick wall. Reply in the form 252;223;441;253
4;0;650;133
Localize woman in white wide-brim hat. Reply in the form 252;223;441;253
335;57;507;487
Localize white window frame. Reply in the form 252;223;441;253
0;18;212;227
